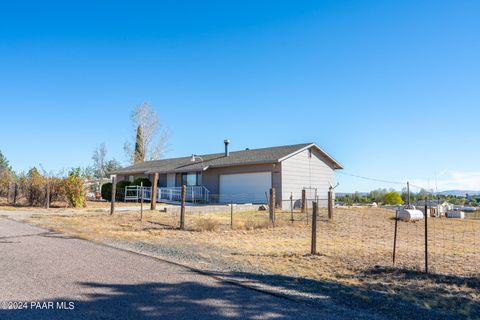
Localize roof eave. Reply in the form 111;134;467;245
277;143;344;170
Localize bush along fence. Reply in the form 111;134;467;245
3;168;87;208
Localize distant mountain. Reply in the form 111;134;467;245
437;190;480;197
337;190;480;197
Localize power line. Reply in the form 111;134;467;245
337;171;406;186
337;171;433;191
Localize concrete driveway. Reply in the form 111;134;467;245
0;218;341;320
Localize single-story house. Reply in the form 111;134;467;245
113;141;343;208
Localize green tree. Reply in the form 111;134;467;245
134;125;145;164
64;168;86;208
383;191;404;205
0;150;15;197
369;188;388;203
0;150;11;171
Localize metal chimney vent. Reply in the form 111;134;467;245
224;139;230;156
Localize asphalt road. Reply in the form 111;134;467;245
0;218;347;320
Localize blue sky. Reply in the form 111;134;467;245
0;1;479;192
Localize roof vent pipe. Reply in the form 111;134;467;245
224;139;230;157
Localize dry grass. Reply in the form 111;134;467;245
20;207;480;318
193;218;221;232
23;207;480;277
0;197;149;212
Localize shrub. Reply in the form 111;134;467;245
117;180;132;189
64;168;86;208
131;178;152;187
194;218;220;232
101;183;113;201
19;167;47;206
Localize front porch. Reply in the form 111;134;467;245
124;185;210;205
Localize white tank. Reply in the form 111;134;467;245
446;211;465;219
397;209;424;221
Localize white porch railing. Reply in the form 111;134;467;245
125;186;152;201
158;186;210;204
124;185;210;204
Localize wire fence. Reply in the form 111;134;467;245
2;180;479;278
151;191;480;277
292;201;480;276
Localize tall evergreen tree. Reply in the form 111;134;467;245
134;125;145;164
0;150;11;172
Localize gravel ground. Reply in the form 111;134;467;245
108;238;466;320
0;218;383;320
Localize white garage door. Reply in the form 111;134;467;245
219;172;272;204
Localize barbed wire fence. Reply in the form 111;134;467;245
2;171;479;278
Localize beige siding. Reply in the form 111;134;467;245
281;148;335;208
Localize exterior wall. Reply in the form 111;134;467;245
116;173;157;186
201;163;282;205
117;174;149;183
281;148;336;209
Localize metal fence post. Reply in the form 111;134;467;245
311;201;318;255
290;193;294;222
180;185;186;230
393;209;399;265
424;199;428;274
140;182;144;221
230;201;234;230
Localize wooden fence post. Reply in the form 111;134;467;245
45;183;50;209
328;188;333;220
301;189;306;213
29;183;34;207
180;185;186;230
7;182;12;204
110;176;116;215
311;201;318;255
269;188;276;227
151;172;159;210
13;183;18;205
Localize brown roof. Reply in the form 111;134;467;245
113;143;343;175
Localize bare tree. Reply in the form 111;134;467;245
124;103;169;164
92;143;108;179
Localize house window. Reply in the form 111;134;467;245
182;172;201;186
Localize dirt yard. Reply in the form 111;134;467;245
12;207;480;319
0;198;145;212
